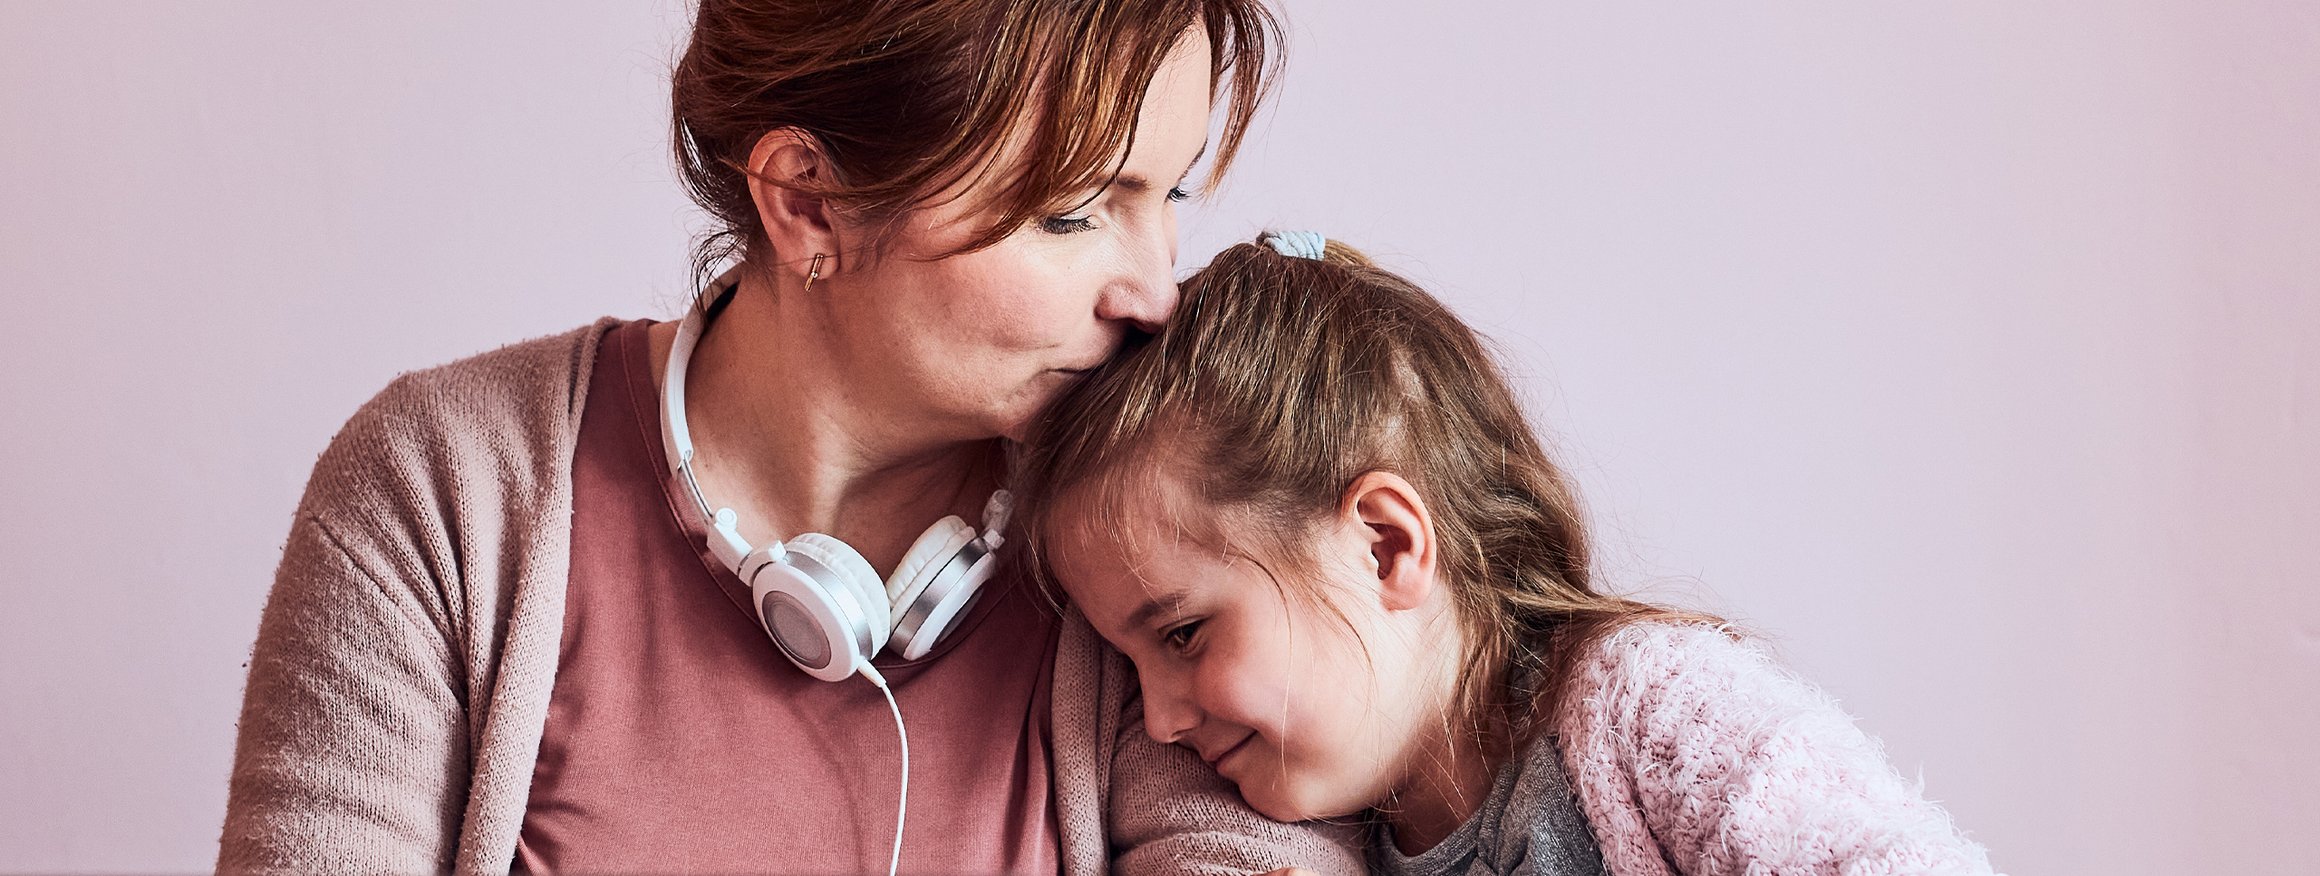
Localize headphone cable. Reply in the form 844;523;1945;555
860;665;908;876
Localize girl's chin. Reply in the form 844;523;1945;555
1239;789;1311;824
1234;775;1364;825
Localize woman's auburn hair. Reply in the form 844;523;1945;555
1016;236;1723;756
671;0;1278;285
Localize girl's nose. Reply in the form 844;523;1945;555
1138;671;1201;745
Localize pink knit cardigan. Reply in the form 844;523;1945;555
1554;622;1997;875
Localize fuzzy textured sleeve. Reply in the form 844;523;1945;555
1555;623;1998;876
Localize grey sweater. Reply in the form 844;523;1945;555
1373;737;1605;876
216;319;1364;875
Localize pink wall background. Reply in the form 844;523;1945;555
3;2;2313;872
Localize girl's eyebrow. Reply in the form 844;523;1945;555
1125;587;1192;631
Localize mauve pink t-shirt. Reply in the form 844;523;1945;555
515;319;1061;874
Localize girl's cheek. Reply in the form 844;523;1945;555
1205;652;1287;726
1187;655;1244;720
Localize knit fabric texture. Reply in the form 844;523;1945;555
1556;623;1999;876
216;320;1364;875
1372;735;1604;876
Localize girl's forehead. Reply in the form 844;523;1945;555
1052;460;1224;566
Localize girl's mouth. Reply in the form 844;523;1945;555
1206;733;1255;771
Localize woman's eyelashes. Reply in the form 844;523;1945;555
1039;212;1099;234
1040;186;1192;234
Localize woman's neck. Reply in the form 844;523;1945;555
649;279;1004;575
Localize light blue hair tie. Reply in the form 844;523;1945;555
1265;230;1327;260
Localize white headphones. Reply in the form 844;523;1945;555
660;278;1011;683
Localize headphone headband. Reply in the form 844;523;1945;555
662;273;754;570
657;270;1011;676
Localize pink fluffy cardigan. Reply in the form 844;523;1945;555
1553;622;1997;875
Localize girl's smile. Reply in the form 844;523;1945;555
1048;465;1469;825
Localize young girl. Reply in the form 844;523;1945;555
1015;232;1999;875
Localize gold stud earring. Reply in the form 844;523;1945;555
803;252;826;294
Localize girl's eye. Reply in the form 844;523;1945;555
1161;620;1204;653
1040;213;1099;234
1166;186;1193;203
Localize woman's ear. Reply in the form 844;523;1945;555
745;128;845;283
1339;471;1438;613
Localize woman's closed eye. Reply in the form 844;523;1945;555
1039;212;1099;234
1043;185;1191;234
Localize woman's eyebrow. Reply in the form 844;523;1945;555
1179;141;1209;182
1105;141;1210;196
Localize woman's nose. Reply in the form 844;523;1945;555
1095;223;1180;334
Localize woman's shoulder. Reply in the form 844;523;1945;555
342;318;622;449
294;318;623;539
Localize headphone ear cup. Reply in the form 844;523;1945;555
782;533;892;653
745;546;863;682
887;520;997;661
886;516;976;608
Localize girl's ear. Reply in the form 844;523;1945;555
1339;471;1438;613
745;127;846;283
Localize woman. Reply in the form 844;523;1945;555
216;1;1361;873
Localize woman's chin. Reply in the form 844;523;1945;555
994;394;1061;443
996;417;1036;444
1001;370;1095;441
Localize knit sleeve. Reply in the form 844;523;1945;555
216;505;470;874
1109;690;1369;876
216;362;515;875
1047;608;1366;876
216;319;623;873
1556;623;1998;876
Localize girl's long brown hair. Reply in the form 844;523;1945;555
671;0;1279;288
1017;235;1721;756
